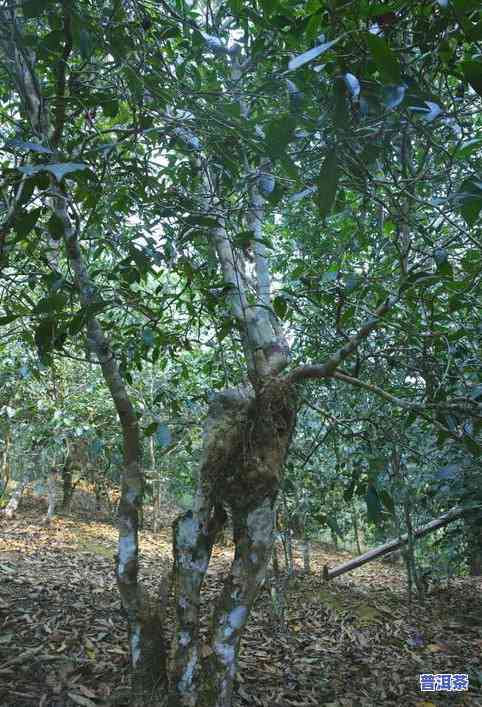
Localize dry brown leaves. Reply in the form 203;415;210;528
1;494;481;706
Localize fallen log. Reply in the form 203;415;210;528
323;506;465;581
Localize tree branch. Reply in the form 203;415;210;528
288;297;396;384
52;1;73;148
332;370;462;439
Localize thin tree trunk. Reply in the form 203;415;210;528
1;431;11;495
466;515;482;577
169;501;225;707
272;537;280;575
150;436;162;533
200;500;276;707
282;530;294;576
3;469;32;519
61;456;74;512
323;506;465;580
302;535;311;575
351;501;362;555
55;196;167;700
44;468;58;525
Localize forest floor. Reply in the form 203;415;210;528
1;493;481;707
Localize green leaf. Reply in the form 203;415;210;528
79;28;94;61
17;163;88;182
260;0;277;16
14;208;41;238
156;423;172;448
35;294;67;314
273;296;288;319
317;148;339;218
379;490;395;515
6;139;53;154
265;115;297;159
144;422;158;436
457;178;482;226
462;60;482;97
366;484;382;523
455;138;482;160
48;213;65;240
0;315;20;326
229;0;243;14
463;435;481;457
366;34;402;83
101;98;119;118
142;328;155;348
185;215;221;228
23;0;49;17
288;37;342;71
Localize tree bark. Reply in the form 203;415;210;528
57;205;167;699
3;468;32;519
61;456;74;512
323;506;465;580
200;500;276;707
1;431;11;495
351;501;362;555
302;536;311;574
44;468;58;524
169;379;297;707
466;514;482;577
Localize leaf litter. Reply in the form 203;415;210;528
0;493;481;706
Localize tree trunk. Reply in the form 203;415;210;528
302;535;311;574
169;380;297;707
1;431;11;495
200;500;276;707
351;501;362;555
61;456;74;512
150;436;162;534
54;195;167;701
44;468;58;524
466;514;482;577
3;469;32;519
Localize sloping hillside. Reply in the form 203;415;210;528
1;497;481;707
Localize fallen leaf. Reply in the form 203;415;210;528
68;693;97;707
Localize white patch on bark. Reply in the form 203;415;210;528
177;647;198;691
189;557;208;572
247;499;274;545
177;515;199;548
214;641;235;666
131;624;142;667
118;533;136;574
228;606;247;629
179;596;188;609
179;631;191;647
250;552;258;564
126;488;138;504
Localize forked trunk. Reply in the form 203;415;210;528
169;379;297;707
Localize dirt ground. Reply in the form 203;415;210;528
1;493;481;706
